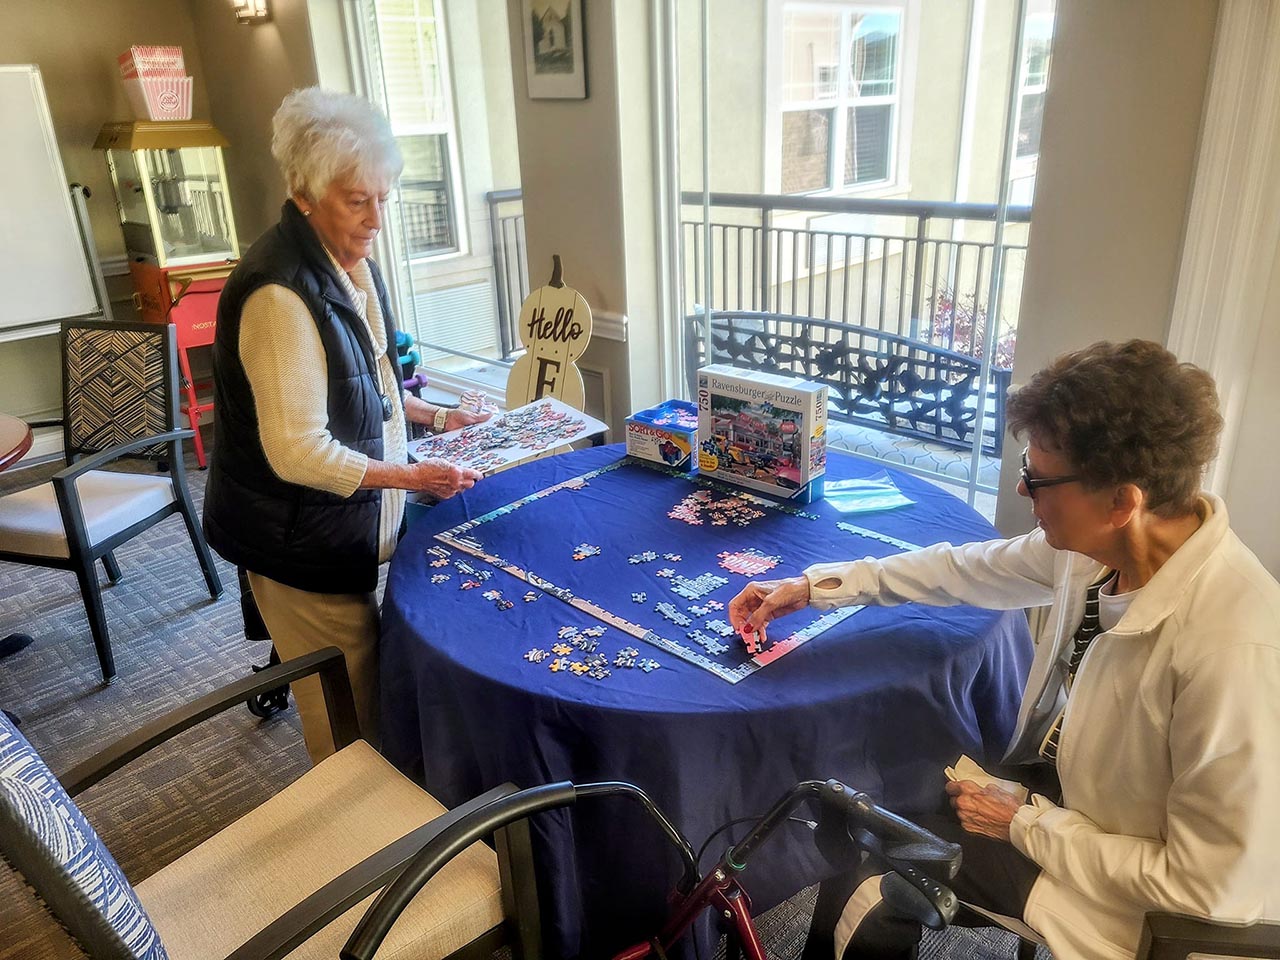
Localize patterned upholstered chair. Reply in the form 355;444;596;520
0;319;222;682
0;647;542;960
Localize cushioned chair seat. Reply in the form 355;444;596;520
134;740;504;960
0;470;176;559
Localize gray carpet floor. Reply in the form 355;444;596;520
0;443;1039;960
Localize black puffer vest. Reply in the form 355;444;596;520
204;201;401;593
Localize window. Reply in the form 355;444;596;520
1014;13;1053;160
359;0;463;257
780;5;903;194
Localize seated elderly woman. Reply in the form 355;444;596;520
729;340;1280;960
203;87;489;764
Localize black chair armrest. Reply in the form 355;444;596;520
60;647;359;796
50;429;194;483
222;783;521;960
27;418;64;430
343;781;577;960
1139;912;1280;960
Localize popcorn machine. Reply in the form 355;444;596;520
94;120;240;467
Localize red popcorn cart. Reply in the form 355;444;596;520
94;120;240;467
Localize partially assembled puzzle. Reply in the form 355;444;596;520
425;459;886;682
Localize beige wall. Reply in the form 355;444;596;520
0;0;212;423
994;0;1219;533
504;0;632;435
475;0;523;193
186;0;320;248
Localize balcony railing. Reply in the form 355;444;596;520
681;191;1030;359
486;190;1029;452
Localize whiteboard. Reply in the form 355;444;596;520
0;65;100;335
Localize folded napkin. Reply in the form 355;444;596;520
945;754;1029;803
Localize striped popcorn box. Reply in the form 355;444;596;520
125;75;193;120
118;45;185;80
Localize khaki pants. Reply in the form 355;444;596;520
246;571;380;764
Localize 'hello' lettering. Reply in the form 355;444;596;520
526;305;583;343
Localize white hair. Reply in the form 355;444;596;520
271;87;404;201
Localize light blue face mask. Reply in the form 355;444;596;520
823;471;915;514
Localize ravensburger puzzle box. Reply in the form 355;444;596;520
695;364;827;502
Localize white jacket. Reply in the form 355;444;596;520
804;496;1280;960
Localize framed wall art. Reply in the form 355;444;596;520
522;0;587;100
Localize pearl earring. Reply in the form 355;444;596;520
302;209;312;217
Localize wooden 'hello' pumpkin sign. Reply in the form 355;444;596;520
507;255;592;410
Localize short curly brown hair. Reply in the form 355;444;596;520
1006;340;1222;517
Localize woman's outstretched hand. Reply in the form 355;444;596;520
727;575;812;647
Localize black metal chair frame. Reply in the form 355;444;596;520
45;647;543;960
686;310;1014;457
0;319;222;682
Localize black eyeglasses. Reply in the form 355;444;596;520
1019;446;1081;498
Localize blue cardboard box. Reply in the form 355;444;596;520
625;399;699;472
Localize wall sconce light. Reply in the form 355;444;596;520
231;0;271;23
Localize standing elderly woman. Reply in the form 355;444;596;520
204;88;488;764
729;340;1280;960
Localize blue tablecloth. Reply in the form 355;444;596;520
381;446;1031;959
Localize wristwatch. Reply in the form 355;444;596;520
432;406;450;433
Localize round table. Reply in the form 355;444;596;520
380;445;1032;959
0;413;33;472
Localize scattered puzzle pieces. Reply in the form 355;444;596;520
668;490;767;528
687;630;731;655
670;572;730;600
718;547;782;577
430;573;450;584
524;648;549;663
631;592;647;603
524;591;538;602
627;550;659;564
704;619;736;637
655;602;693;627
573;542;601;560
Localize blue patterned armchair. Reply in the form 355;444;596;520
0;648;542;960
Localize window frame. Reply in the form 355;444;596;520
764;0;919;199
356;0;470;264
